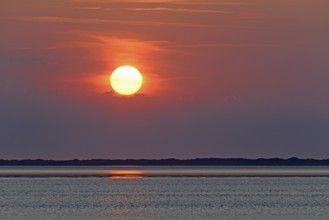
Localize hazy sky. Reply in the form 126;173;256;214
1;0;329;159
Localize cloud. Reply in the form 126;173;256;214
75;6;230;14
73;0;250;6
127;7;230;14
43;33;175;96
10;16;259;30
171;42;298;49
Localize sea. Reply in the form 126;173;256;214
1;166;329;220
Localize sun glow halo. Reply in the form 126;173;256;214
110;66;143;95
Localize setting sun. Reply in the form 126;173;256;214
110;66;143;95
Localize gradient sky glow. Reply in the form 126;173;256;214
1;0;329;159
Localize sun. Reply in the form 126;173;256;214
110;66;143;95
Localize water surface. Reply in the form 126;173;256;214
1;166;329;220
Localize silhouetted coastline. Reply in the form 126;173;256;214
1;157;329;166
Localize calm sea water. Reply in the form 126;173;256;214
1;166;329;220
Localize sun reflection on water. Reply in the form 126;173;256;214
108;170;144;179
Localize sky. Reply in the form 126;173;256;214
1;0;329;159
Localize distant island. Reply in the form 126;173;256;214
1;157;329;166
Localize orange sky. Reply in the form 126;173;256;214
1;0;329;159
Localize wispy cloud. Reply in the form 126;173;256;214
73;0;250;6
71;6;106;10
172;42;297;49
127;7;230;14
10;16;260;30
71;5;233;15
